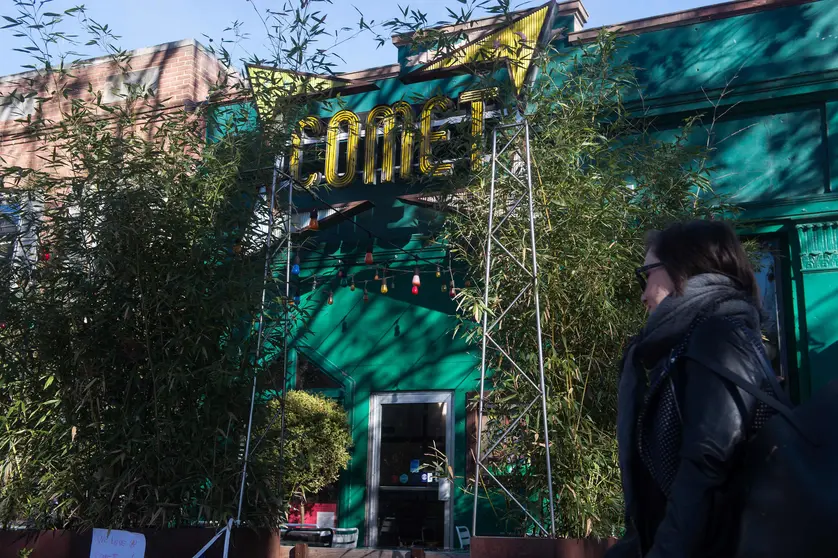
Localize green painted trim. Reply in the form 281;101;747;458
291;344;358;528
737;195;838;222
826;101;838;194
307;387;345;399
788;230;813;401
736;223;784;236
779;234;802;404
287;348;298;390
628;69;838;118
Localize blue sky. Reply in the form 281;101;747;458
0;0;716;77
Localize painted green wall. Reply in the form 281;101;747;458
559;1;838;110
545;0;838;397
207;0;838;541
288;268;480;541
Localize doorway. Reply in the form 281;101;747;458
366;392;454;549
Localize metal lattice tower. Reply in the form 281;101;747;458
471;120;556;537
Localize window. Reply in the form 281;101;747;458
296;353;341;390
103;67;160;104
0;90;36;122
754;239;789;388
0;204;20;262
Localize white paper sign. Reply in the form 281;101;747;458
316;511;336;528
90;528;146;558
438;477;451;501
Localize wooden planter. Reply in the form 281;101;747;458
0;527;283;558
471;536;618;558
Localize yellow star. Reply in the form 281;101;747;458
418;4;550;94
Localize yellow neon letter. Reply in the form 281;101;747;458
364;105;395;184
458;88;498;171
419;96;453;175
291;117;325;187
392;101;415;179
325;110;361;187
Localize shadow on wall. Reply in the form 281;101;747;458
706;106;825;203
645;102;828;204
621;1;831;103
1;41;220;172
289;277;476;392
611;2;835;205
802;271;838;393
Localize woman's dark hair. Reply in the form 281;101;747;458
646;220;759;302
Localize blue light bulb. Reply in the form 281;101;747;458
294;295;301;305
291;264;300;275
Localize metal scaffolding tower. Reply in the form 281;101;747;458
471;120;556;537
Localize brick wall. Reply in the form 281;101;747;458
0;39;233;173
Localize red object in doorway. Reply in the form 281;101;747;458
287;502;338;526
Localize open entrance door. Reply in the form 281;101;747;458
367;392;454;549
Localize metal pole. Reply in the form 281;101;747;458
524;122;556;535
471;127;499;535
222;518;233;558
276;160;293;512
190;518;232;558
236;156;280;522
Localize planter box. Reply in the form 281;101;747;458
0;527;283;558
471;536;618;558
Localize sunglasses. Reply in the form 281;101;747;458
635;262;664;291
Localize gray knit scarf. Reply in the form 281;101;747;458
632;273;761;369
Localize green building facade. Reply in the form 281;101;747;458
210;0;838;548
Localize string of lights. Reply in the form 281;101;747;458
241;161;474;305
283;262;466;301
263;166;453;270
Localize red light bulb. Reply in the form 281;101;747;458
363;288;369;303
42;252;51;261
365;246;374;265
411;285;419;295
308;209;319;231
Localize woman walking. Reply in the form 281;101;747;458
607;220;781;557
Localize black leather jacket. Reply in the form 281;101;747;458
607;315;777;558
